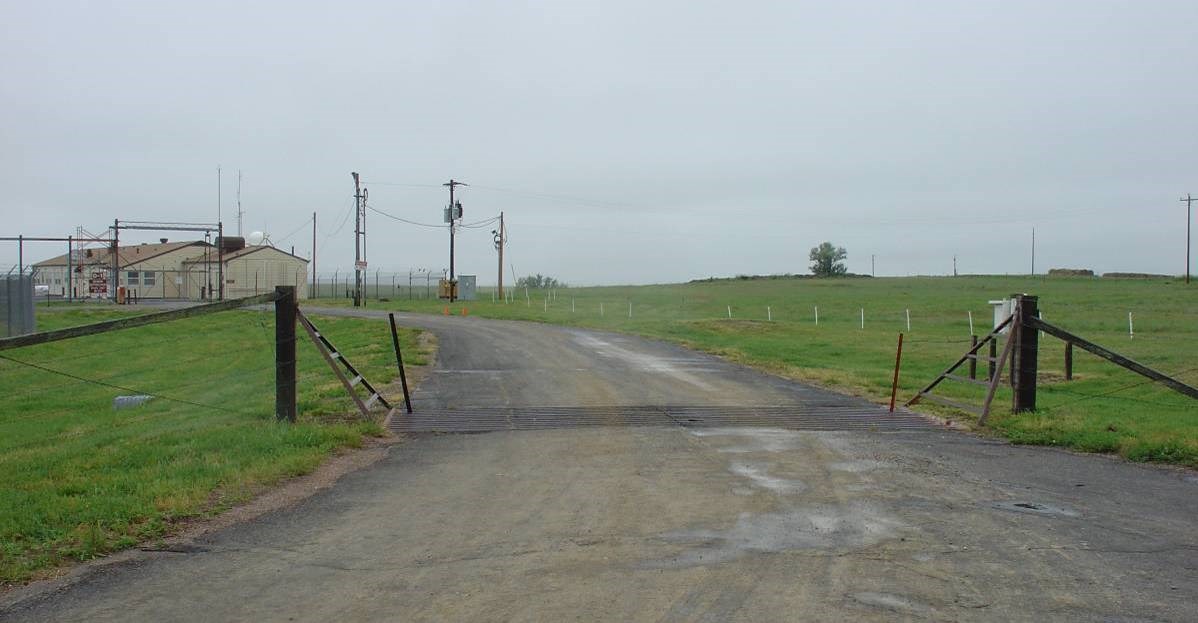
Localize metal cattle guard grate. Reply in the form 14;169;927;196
389;404;931;434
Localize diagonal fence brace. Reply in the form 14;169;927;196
907;312;1016;423
1028;317;1198;401
296;309;392;419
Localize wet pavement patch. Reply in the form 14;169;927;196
991;501;1079;518
850;591;934;615
643;501;905;568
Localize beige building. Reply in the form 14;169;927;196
182;244;309;300
32;240;211;299
31;239;308;301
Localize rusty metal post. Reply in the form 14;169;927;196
1065;342;1074;381
969;335;978;380
889;333;904;413
1013;295;1039;412
275;286;297;422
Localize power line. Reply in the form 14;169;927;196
466;184;639;210
367;204;499;230
359;179;638;210
316;198;356;258
359;181;443;189
366;205;444;228
460;216;501;228
272;215;315;245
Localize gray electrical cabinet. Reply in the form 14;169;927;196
2;275;36;337
458;275;477;301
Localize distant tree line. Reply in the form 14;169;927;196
516;274;566;289
688;240;862;282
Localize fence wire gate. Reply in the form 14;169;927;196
0;308;280;419
0;306;393;423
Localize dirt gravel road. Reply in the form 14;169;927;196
4;310;1195;622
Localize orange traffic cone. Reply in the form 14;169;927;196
443;306;449;316
461;307;468;316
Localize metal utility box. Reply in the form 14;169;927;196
1;275;36;337
989;297;1018;333
457;275;476;301
437;279;457;300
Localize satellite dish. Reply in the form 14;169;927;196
247;231;266;246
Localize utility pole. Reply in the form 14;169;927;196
215;167;221;299
352;172;366;307
443;178;466;302
1031;227;1036;275
953;255;957;277
493;212;506;299
871;254;875;277
1182;194;1193;284
111;219;119;302
237;170;244;236
311;211;317;297
217;221;224;300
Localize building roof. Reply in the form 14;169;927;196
32;241;212;269
181;244;309;264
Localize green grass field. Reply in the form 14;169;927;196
0;306;426;585
320;275;1197;466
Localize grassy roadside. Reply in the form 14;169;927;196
321;275;1197;467
0;305;428;585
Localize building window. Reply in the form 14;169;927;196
126;271;140;286
143;271;157;287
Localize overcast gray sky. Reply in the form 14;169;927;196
3;0;1196;284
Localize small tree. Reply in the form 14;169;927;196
809;242;848;277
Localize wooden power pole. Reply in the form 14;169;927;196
352;172;366;307
311;211;317;298
444;179;466;302
1183;194;1193;285
494;212;506;300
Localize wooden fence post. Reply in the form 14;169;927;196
1065;342;1073;381
988;339;998;381
275;286;297;422
1013;294;1039;412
